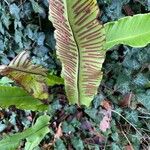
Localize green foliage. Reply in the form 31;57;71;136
49;0;106;107
71;136;84;150
0;115;50;150
0;50;49;100
137;91;150;111
103;46;150;110
0;86;48;111
0;0;56;70
46;74;64;86
54;139;67;150
0;77;13;86
0;50;63;110
105;13;150;49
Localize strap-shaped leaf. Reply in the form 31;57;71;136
0;86;48;111
49;0;105;106
104;13;150;49
0;51;48;100
0;115;50;150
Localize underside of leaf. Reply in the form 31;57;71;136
0;51;48;100
49;0;106;106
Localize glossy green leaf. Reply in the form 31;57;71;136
49;0;106;106
0;115;50;150
105;13;150;49
0;86;48;111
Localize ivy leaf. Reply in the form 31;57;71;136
125;111;139;125
37;32;45;46
1;12;11;29
9;4;20;20
54;139;67;150
30;0;45;15
112;143;121;150
136;90;150;111
0;50;49;100
71;136;84;150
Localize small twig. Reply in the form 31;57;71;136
38;15;42;30
112;110;142;136
112;110;150;145
119;124;134;150
103;137;108;150
138;116;150;119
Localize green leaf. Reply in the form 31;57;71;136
9;4;20;20
30;0;44;14
24;117;50;150
0;86;48;111
1;12;11;29
105;13;150;49
0;50;49;100
46;74;64;86
0;115;50;150
62;121;75;134
54;139;67;150
136;90;150;111
111;143;121;150
49;0;106;106
125;111;139;125
71;136;84;150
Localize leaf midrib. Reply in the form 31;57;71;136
66;3;81;105
8;66;46;76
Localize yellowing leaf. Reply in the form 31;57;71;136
0;51;48;100
49;0;106;106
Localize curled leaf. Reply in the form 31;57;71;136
0;51;48;100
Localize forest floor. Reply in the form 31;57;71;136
0;0;150;149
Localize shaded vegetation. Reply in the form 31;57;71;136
0;0;149;149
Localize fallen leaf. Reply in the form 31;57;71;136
54;123;63;140
125;145;133;150
100;115;111;132
119;93;133;108
101;100;112;110
99;107;112;132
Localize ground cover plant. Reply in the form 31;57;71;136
0;0;150;149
